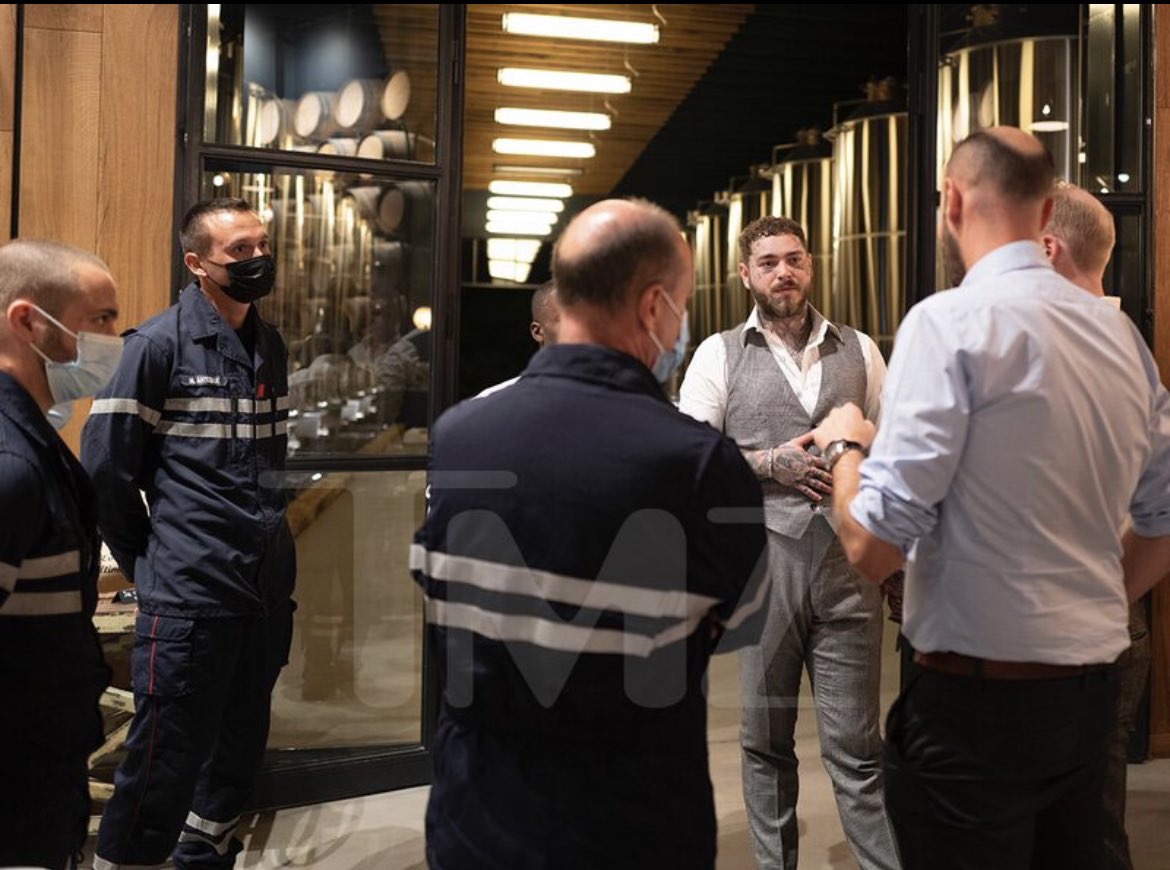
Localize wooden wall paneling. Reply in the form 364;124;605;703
97;4;178;331
1149;5;1170;758
0;5;16;130
0;131;10;241
17;26;101;248
23;4;102;33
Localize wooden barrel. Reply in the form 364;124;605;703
317;138;359;156
294;91;341;140
380;71;412;121
357;130;416;161
335;78;384;132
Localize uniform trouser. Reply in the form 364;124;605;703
94;601;293;869
1102;616;1151;870
884;660;1117;870
738;519;899;870
0;688;104;870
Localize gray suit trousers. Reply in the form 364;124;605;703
738;517;900;870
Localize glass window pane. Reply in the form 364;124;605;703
205;5;438;165
1108;212;1143;322
270;469;426;750
200;166;435;458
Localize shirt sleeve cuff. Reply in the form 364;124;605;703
849;484;925;556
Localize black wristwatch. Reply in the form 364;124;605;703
824;439;868;471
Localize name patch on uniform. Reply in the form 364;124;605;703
179;375;227;387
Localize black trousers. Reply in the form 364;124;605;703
884;659;1117;870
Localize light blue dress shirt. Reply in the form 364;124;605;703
851;241;1170;664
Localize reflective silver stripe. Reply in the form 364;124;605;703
90;398;162;428
274;420;288;437
0;560;17;593
177;810;238;856
425;598;705;658
0;590;82;616
276;395;291;411
156;420;232;439
164;396;233;414
185;810;239;836
17;550;80;579
410;545;719;619
155;421;286;440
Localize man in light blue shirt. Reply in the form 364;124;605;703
812;127;1170;870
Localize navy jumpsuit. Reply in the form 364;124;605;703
82;286;296;869
0;371;109;869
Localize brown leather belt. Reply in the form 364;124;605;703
912;650;1102;681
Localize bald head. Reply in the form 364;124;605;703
0;239;112;318
946;127;1055;206
553;198;685;310
1043;184;1115;280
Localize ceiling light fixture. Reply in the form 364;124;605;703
487;196;565;213
493;164;583;177
488;260;534;283
502;12;660;44
497;68;632;94
486;211;559;230
489;180;574;198
485;221;551;237
487;238;543;263
493;138;596;159
495;107;612;131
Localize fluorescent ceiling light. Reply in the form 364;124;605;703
489;260;534;283
495;107;611;131
502;12;659;44
493;164;583;177
489;180;574;198
493;138;596;159
486;211;558;230
487;238;542;263
498;68;632;94
486;220;551;237
487;196;565;213
1029;120;1069;133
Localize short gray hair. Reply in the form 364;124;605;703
0;239;110;316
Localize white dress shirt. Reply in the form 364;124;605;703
679;306;886;430
850;241;1170;664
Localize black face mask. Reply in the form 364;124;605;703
205;254;276;303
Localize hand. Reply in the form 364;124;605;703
770;431;833;503
812;403;875;452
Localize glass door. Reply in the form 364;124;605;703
176;2;464;807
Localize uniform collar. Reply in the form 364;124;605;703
523;343;668;400
0;370;56;450
181;282;258;341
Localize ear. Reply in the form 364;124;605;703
738;258;751;290
1041;233;1058;263
183;250;207;278
943;178;962;233
6;299;38;341
637;282;663;330
529;321;543;345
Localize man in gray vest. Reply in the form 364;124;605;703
680;215;898;870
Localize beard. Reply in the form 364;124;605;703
749;277;810;321
941;223;966;287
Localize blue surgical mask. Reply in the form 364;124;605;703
29;304;124;404
46;402;74;431
648;293;689;383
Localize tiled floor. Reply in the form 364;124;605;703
88;624;1170;869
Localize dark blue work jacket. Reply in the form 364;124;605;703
82;285;295;617
0;372;108;704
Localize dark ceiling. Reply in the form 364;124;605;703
612;4;910;218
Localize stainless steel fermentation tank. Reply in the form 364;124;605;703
686;201;729;347
770;129;834;318
722;168;772;331
828;82;907;352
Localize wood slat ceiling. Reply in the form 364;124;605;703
463;4;754;196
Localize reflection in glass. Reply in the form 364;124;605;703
269;470;426;749
202;167;435;457
205;5;438;163
1083;4;1144;194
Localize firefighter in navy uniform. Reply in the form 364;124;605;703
0;240;122;869
83;198;296;869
